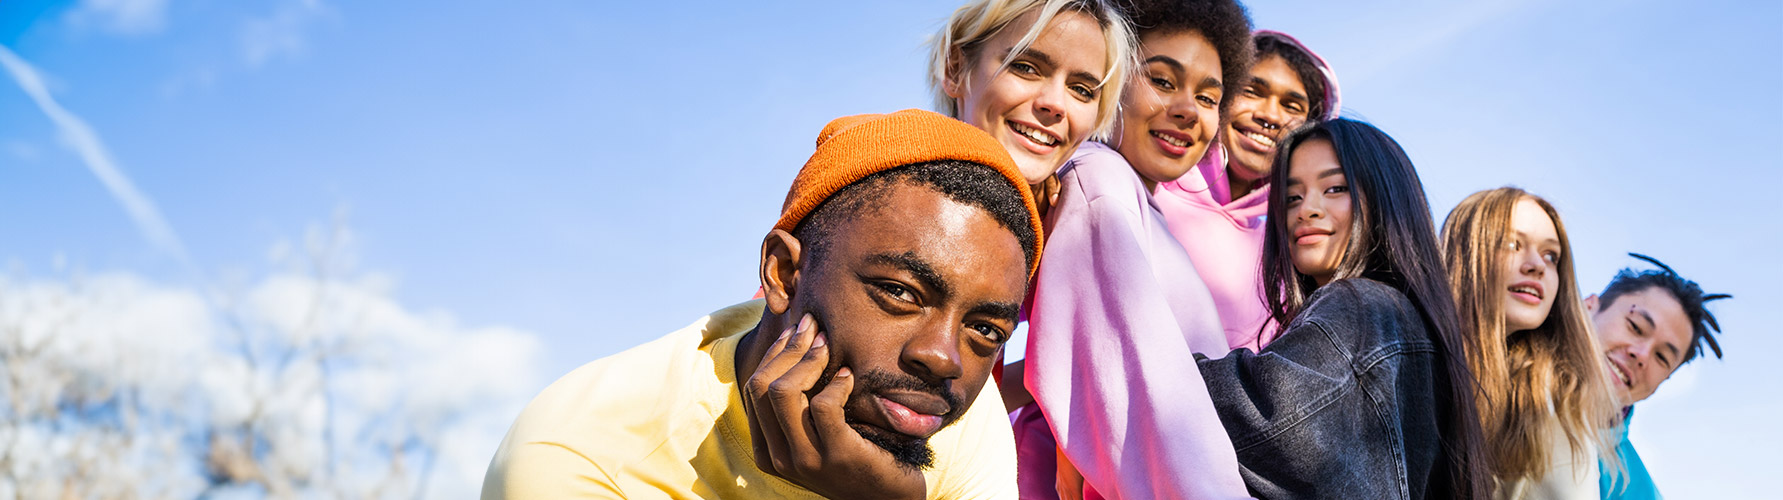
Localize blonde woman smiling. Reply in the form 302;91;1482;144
930;0;1135;214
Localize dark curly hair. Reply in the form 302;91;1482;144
1119;0;1254;112
1598;253;1731;365
1255;34;1329;119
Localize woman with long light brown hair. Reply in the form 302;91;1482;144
1441;187;1621;499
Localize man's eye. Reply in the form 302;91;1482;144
876;282;914;302
1286;103;1306;115
971;323;1007;343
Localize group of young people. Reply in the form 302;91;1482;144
479;0;1729;499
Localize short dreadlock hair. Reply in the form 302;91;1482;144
1598;253;1731;365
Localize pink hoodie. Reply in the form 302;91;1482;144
1017;142;1249;500
1153;30;1341;353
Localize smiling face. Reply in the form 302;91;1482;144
1590;287;1694;405
1500;197;1563;333
1282;137;1351;285
1224;55;1313;183
946;9;1109;184
792;181;1028;466
1113;29;1224;185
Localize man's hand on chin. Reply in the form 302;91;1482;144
743;314;927;500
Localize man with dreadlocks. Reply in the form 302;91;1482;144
1584;253;1731;500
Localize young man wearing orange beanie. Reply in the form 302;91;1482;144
481;109;1042;500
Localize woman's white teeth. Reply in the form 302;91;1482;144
1245;131;1276;147
1011;122;1058;146
1510;285;1541;298
1152;131;1188;147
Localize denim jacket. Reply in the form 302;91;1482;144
1197;278;1458;499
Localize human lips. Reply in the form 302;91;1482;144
875;392;950;437
1507;280;1545;305
1229;122;1278;153
1007;119;1062;153
1150;129;1194;156
1294;226;1333;246
1605;355;1633;390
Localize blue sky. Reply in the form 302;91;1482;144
2;0;1778;496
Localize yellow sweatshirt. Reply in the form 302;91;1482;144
480;300;1018;499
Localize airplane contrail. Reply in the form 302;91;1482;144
0;44;192;266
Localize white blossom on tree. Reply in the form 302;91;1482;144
0;224;544;499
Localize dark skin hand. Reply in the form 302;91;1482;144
741;313;927;500
736;182;1028;499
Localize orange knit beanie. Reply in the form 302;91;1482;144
774;109;1042;275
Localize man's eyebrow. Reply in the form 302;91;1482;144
866;252;949;297
1285;90;1309;104
968;301;1022;323
1662;341;1681;363
1635;307;1656;331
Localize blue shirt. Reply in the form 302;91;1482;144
1601;410;1661;499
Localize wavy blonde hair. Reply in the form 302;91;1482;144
1440;187;1621;484
927;0;1135;140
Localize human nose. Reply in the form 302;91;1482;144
1297;197;1324;221
1519;248;1545;278
901;316;965;383
1033;81;1067;123
1167;94;1197;127
1624;342;1650;370
1254;100;1287;131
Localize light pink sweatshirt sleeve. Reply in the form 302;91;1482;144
1023;145;1250;500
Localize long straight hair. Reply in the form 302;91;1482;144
1258;118;1492;500
1440;187;1622;484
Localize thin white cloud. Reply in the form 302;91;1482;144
2;139;40;163
64;0;171;36
157;66;217;100
241;0;332;68
0;46;191;265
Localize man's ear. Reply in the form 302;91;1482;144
1584;293;1600;315
942;46;969;99
759;229;802;315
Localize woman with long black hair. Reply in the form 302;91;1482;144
1195;118;1493;499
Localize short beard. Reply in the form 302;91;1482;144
812;368;965;471
849;421;936;471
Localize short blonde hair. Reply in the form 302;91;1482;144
928;0;1136;140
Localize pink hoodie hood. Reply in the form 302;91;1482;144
1153;29;1341;351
